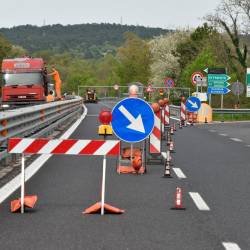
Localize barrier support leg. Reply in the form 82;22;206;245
101;155;106;216
21;154;25;214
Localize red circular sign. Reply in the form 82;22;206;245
191;72;204;85
164;78;175;88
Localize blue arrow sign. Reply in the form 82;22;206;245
185;96;201;112
111;98;155;143
207;87;231;94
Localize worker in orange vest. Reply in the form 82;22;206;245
49;65;62;100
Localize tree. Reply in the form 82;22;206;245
149;31;189;86
206;0;248;69
116;32;152;84
0;34;12;62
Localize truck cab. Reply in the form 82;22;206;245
1;57;48;104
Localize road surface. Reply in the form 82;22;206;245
0;102;248;250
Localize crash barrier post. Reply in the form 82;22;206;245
8;138;123;215
180;97;187;127
147;107;164;164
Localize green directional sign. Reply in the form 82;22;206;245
208;82;230;88
207;74;231;82
207;73;231;91
205;69;231;95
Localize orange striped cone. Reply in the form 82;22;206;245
171;187;186;210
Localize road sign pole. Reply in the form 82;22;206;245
101;155;107;216
167;89;170;100
209;94;212;107
21;154;25;214
130;144;133;165
221;94;224;122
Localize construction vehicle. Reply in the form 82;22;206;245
1;57;52;105
84;89;97;103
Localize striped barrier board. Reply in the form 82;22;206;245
180;102;186;122
164;104;170;126
149;111;161;154
8;138;120;156
8;138;120;214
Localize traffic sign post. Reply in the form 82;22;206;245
231;81;244;108
185;96;201;113
191;72;204;97
205;68;231;114
111;98;155;143
164;78;175;99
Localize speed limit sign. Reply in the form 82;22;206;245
191;72;204;85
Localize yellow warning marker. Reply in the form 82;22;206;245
98;125;113;136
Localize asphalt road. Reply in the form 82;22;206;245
0;102;248;249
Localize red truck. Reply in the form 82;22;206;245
1;57;50;104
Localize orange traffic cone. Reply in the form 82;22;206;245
163;160;172;178
11;195;38;213
167;131;171;146
179;121;182;129
169;140;175;153
83;202;125;214
170;126;174;135
173;123;176;131
171;187;185;210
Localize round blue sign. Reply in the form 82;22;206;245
185;96;201;112
111;98;155;143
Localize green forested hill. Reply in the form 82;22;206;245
0;23;169;58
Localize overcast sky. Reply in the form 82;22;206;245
1;0;221;29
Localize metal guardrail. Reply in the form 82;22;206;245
212;108;250;114
0;97;84;162
170;105;250;115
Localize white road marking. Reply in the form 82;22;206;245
173;168;187;179
246;145;250;147
209;129;217;133
222;242;241;250
161;152;167;159
230;138;243;142
219;133;228;136
170;116;190;125
0;105;88;204
189;192;210;211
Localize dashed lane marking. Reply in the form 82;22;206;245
222;242;241;250
189;192;210;211
0;105;88;204
219;133;228;136
230;138;243;142
172;168;187;179
209;129;217;133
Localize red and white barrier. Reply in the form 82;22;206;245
8;138;121;214
161;108;165;133
164;104;170;126
180;101;186;125
8;138;120;156
149;111;161;154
